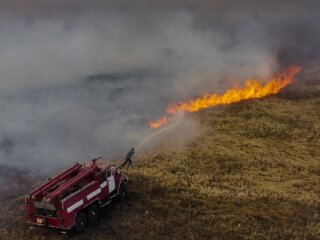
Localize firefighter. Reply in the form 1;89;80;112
122;147;135;167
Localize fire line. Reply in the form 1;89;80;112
148;65;301;129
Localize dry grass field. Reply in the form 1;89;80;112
0;65;319;240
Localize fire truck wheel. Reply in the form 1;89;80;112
118;182;128;201
74;212;87;233
87;203;100;225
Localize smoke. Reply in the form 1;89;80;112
0;1;318;172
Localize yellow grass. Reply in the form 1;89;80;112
0;66;319;239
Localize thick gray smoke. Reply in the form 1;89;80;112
0;1;318;173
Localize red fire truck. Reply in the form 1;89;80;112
25;157;128;233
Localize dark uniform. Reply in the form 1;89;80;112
122;148;135;167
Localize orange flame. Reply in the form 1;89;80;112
147;117;172;129
148;65;301;128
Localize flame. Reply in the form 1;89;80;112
148;65;301;128
147;117;172;129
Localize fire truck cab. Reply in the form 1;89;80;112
25;158;128;233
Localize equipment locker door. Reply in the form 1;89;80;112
106;169;115;193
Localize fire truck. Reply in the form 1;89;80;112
25;157;128;233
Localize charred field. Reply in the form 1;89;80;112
0;65;319;240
